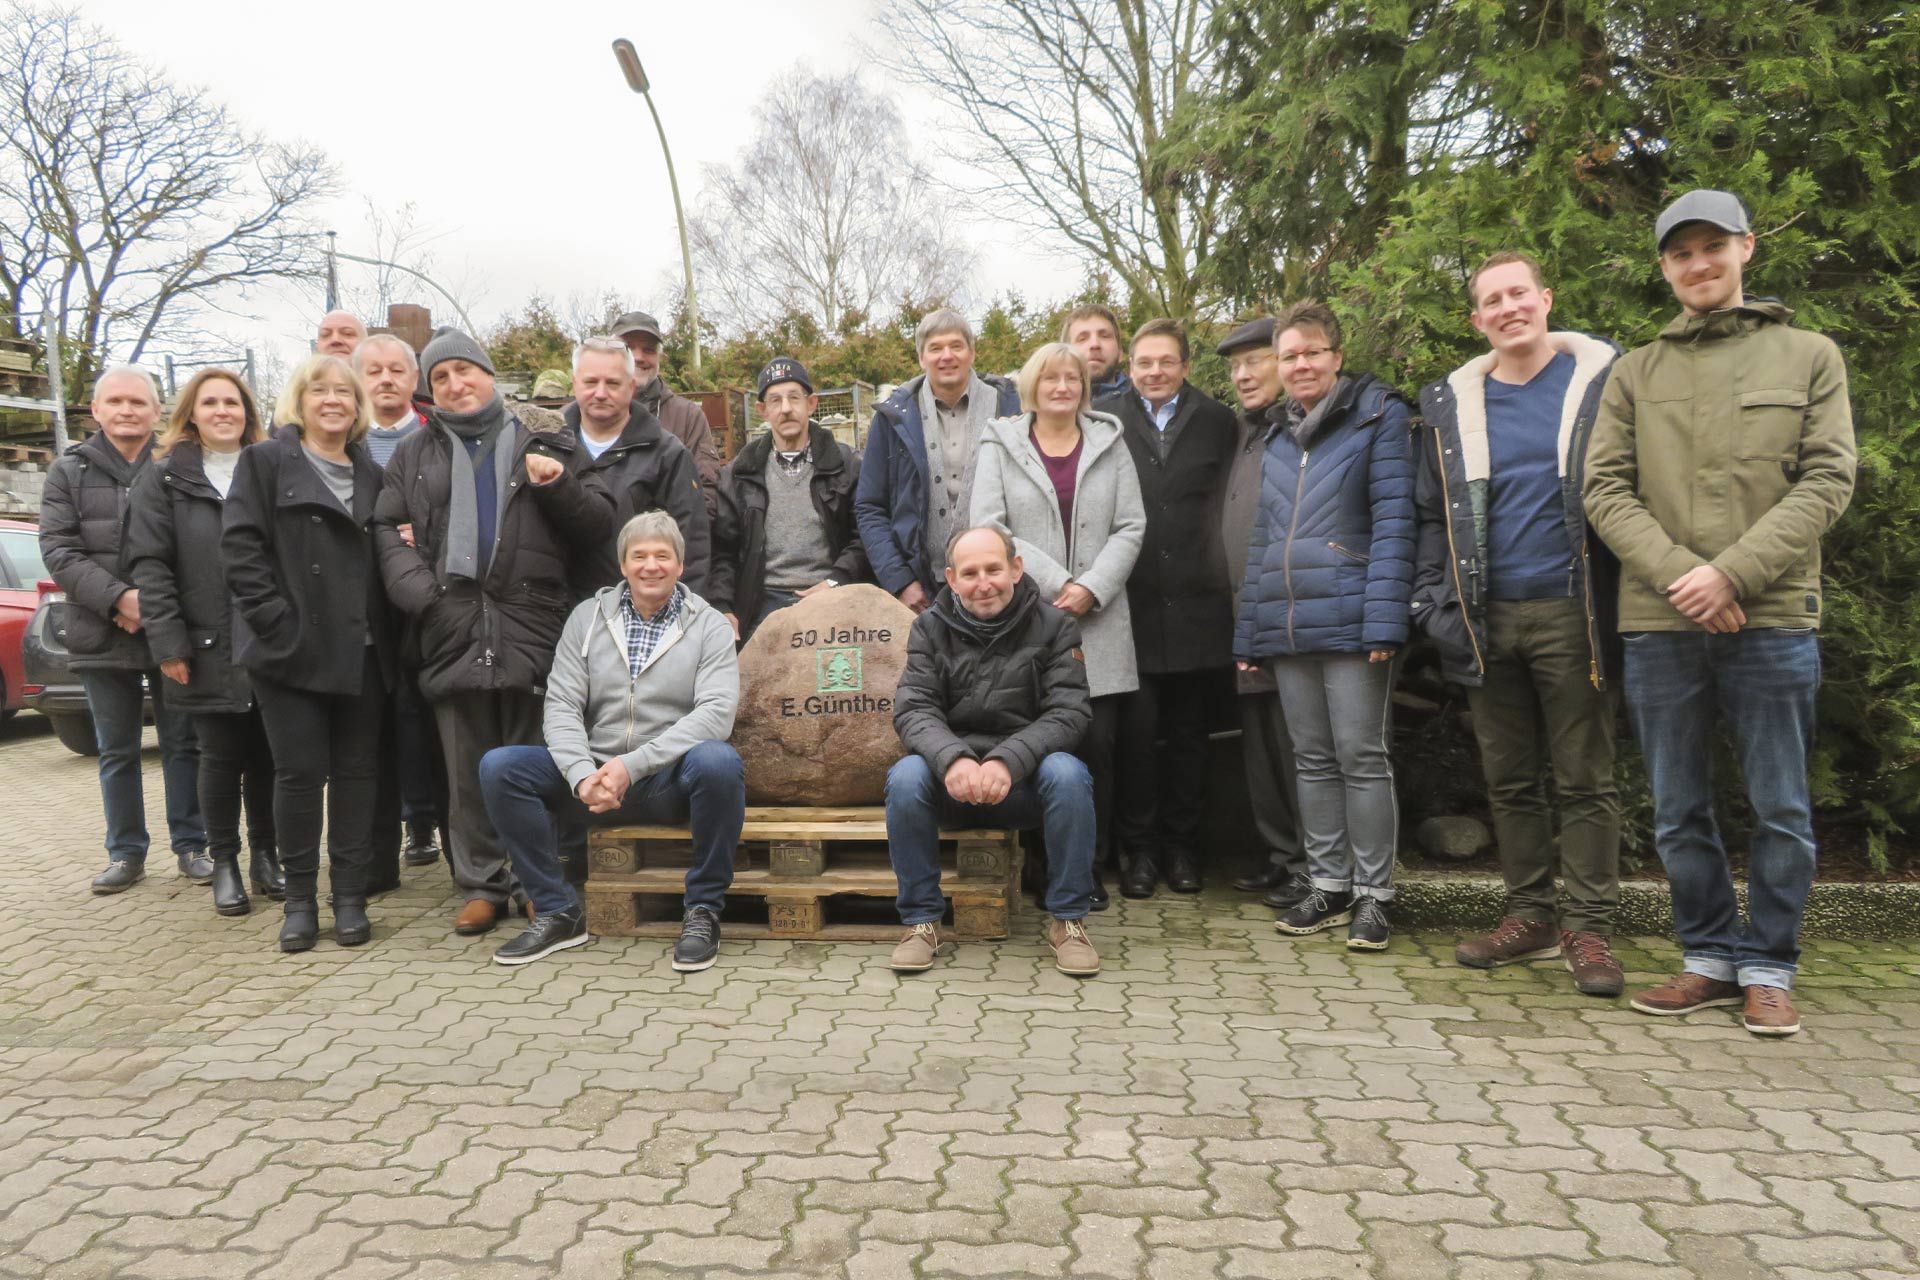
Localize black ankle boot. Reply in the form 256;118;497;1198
333;895;371;947
211;856;251;917
250;845;287;901
280;895;319;953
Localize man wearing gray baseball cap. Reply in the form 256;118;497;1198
610;310;722;515
1583;189;1857;1037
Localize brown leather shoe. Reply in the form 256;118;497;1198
1455;917;1560;969
454;899;500;936
1742;985;1801;1036
1561;931;1625;997
1629;971;1742;1017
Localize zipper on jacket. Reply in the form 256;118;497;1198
1284;450;1309;651
1578;538;1604;690
1430;429;1487;678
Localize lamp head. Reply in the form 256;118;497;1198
612;39;649;94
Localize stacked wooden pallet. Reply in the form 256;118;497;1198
583;805;1020;941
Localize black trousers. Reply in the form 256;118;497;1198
253;650;387;897
192;707;275;861
371;670;446;886
1084;693;1123;870
1115;669;1219;863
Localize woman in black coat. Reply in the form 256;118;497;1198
126;369;281;915
223;355;396;953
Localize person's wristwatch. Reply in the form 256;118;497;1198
822;579;839;588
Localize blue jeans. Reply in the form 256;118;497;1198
885;752;1094;923
78;668;204;864
478;741;745;918
1623;628;1820;990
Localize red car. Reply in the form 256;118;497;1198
0;518;46;721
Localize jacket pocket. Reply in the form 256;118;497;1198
52;600;114;656
1735;388;1808;461
1328;540;1371;565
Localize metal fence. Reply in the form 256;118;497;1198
736;382;875;454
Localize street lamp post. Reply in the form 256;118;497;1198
612;37;701;372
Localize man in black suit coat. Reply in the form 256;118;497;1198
1098;319;1240;898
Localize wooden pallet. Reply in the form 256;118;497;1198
585;805;1020;941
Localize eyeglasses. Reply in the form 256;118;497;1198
1276;347;1335;369
1226;351;1276;376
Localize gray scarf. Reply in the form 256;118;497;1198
437;393;515;582
1284;375;1352;447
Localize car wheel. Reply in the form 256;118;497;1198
47;713;100;756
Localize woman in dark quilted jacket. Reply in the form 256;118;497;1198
1232;302;1415;951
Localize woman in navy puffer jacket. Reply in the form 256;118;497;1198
1233;302;1415;951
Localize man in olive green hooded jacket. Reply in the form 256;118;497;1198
1583;188;1856;1039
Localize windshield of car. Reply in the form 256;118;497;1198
0;530;47;587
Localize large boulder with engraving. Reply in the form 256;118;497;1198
732;584;916;805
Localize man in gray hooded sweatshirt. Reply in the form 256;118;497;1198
374;328;614;937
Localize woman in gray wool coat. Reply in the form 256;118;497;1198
971;342;1146;909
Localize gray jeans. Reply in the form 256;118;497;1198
1269;654;1398;900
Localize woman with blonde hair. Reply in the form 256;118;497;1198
971;341;1145;910
125;368;281;914
223;355;396;951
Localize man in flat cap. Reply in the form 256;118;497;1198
1215;317;1305;909
610;310;723;517
373;328;615;938
1584;190;1857;1037
710;358;868;640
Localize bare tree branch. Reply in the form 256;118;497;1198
873;0;1222;321
687;68;977;336
0;1;339;388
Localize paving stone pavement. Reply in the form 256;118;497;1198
2;716;1918;1280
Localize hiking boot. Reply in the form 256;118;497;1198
1346;896;1391;951
890;922;941;972
672;906;721;972
1629;972;1742;1017
1046;918;1101;975
1742;985;1801;1036
1275;888;1352;935
1456;916;1561;969
1561;931;1624;997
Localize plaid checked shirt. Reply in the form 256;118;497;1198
617;582;686;678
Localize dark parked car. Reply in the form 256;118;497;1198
21;569;145;756
0;519;44;723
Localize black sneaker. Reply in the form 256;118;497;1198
402;822;441;867
673;906;721;972
1275;888;1352;935
494;910;589;967
1347;897;1391;951
1261;871;1313;912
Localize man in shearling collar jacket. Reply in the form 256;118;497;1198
1414;251;1625;1000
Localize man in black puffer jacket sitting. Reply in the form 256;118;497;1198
884;526;1100;976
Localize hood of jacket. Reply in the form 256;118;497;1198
1657;297;1793;344
928;571;1043;644
75;429;151;480
1442;331;1620;484
978;408;1126;469
1266;372;1403;449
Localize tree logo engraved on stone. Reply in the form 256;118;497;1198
816;647;863;694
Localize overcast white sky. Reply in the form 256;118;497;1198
69;0;1084;370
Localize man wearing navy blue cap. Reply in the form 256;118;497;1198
710;358;868;640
